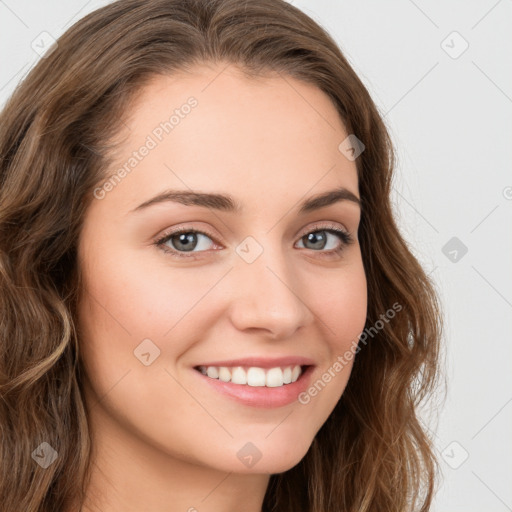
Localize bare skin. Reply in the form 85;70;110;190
75;62;367;512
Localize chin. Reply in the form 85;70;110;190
205;435;313;475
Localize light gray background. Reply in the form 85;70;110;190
1;1;511;510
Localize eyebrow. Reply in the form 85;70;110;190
129;186;361;215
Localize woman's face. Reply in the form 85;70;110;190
77;63;367;475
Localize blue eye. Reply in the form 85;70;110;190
161;230;214;253
296;229;352;252
155;223;354;259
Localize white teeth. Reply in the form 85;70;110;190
197;364;303;387
247;367;266;386
231;366;247;385
206;366;219;379
266;367;283;387
218;367;231;382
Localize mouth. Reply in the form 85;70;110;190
194;364;308;388
192;359;315;408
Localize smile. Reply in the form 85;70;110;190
196;365;303;387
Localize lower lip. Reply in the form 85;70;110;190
193;366;314;408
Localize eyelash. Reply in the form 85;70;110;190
154;222;354;260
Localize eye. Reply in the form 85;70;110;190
155;228;218;258
154;222;354;259
295;222;354;257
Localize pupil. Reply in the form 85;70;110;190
174;232;197;251
306;231;326;250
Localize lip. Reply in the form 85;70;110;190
192;359;315;408
194;356;315;369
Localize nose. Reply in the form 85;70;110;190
226;243;314;340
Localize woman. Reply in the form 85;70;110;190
0;0;443;510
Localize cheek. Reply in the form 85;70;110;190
296;261;367;411
75;252;219;450
309;260;368;351
76;249;230;411
78;250;214;347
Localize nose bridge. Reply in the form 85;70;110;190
227;234;313;337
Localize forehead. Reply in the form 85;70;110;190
102;63;359;211
125;63;349;145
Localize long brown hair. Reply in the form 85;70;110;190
0;0;444;510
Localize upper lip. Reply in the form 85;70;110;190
194;356;315;369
